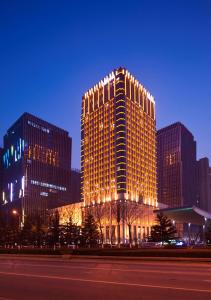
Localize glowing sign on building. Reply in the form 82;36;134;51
27;120;50;133
30;179;67;191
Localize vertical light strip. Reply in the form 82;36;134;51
87;97;90;114
10;183;13;202
22;176;25;197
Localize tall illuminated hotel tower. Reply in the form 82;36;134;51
81;67;157;243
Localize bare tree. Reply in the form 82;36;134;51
110;200;125;247
86;203;107;246
124;201;141;247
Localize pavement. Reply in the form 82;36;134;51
0;256;211;300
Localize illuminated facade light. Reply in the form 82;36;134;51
40;192;49;197
10;183;13;202
3;138;25;168
21;176;25;197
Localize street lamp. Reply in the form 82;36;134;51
188;222;191;246
203;217;207;245
12;209;21;229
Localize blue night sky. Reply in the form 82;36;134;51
0;0;211;168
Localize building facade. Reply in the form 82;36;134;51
53;202;82;226
209;168;211;212
196;157;211;212
71;169;81;203
1;113;72;223
80;67;157;243
157;122;197;208
0;148;3;204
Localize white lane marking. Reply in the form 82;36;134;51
0;262;211;277
0;297;13;300
0;271;211;294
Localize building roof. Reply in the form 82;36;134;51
157;122;194;138
83;67;155;104
154;206;211;225
6;112;70;136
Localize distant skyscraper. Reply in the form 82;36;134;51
196;157;211;212
1;113;72;222
81;67;157;243
157;122;196;208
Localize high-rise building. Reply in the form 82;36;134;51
157;122;196;208
196;157;211;212
81;67;157;243
1;113;72;222
81;67;157;206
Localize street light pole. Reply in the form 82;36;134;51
203;217;207;245
188;222;191;246
12;209;21;230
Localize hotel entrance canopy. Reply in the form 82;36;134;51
154;206;211;226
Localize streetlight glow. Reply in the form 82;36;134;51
12;209;18;215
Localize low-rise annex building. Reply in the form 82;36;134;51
52;202;83;226
51;200;156;245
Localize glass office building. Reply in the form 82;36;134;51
2;113;72;223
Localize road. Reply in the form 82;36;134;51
0;256;211;300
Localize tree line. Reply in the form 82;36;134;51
2;207;209;247
0;209;99;248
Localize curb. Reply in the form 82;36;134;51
0;254;211;263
